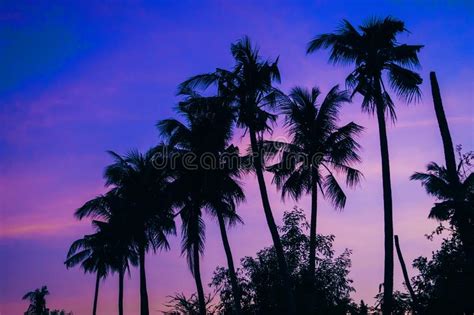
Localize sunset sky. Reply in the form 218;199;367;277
1;1;473;314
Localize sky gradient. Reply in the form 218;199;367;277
1;1;473;314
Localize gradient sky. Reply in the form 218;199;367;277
1;1;473;314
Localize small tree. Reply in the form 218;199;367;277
23;286;49;315
210;208;355;314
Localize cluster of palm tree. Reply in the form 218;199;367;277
65;17;428;315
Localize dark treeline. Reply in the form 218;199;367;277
23;17;473;315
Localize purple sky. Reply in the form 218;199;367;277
1;1;473;314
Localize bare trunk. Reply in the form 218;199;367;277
118;267;124;315
375;93;394;315
139;244;149;315
309;168;318;278
394;235;420;314
308;169;318;312
216;209;242;314
92;272;100;315
193;242;207;315
249;129;295;315
429;72;457;182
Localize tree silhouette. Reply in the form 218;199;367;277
307;17;423;314
211;208;355;314
163;292;217;315
412;233;470;314
179;36;296;314
65;228;112;315
23;286;49;315
103;149;176;315
74;191;138;315
411;72;473;313
158;91;245;314
265;85;362;305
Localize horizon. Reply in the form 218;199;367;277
1;1;473;314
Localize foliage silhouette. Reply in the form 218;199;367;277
411;233;471;314
411;72;474;313
65;228;112;315
163;293;217;315
23;286;49;315
374;290;412;315
307;16;423;314
210;208;354;314
75;189;138;315
179;36;296;314
158;91;245;314
103;149;176;315
264;85;362;302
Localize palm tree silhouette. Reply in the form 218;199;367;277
65;228;112;315
265;85;362;301
74;192;138;315
411;72;474;313
179;36;296;314
103;149;176;315
181;91;245;313
158;91;245;314
23;286;49;315
307;17;423;314
411;162;473;223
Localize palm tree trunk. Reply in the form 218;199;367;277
193;242;207;315
308;169;318;313
249;129;296;315
118;267;124;315
139;244;149;315
394;235;420;314
429;72;457;182
216;209;242;315
375;94;394;315
309;167;318;279
92;272;100;315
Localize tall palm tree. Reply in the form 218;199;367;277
23;286;49;315
65;229;111;315
103;149;176;315
411;72;473;313
428;72;474;259
179;37;296;314
74;192;138;315
307;17;423;314
265;85;363;292
182;91;245;313
158;92;245;314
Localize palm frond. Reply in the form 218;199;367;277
386;63;422;103
323;173;347;210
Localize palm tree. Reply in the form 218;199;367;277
265;85;363;293
74;192;138;315
158;92;245;314
23;286;49;315
182;91;245;313
411;72;473;312
103;149;176;315
65;229;111;315
307;17;423;314
410;165;473;266
179;37;296;314
428;72;474;261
